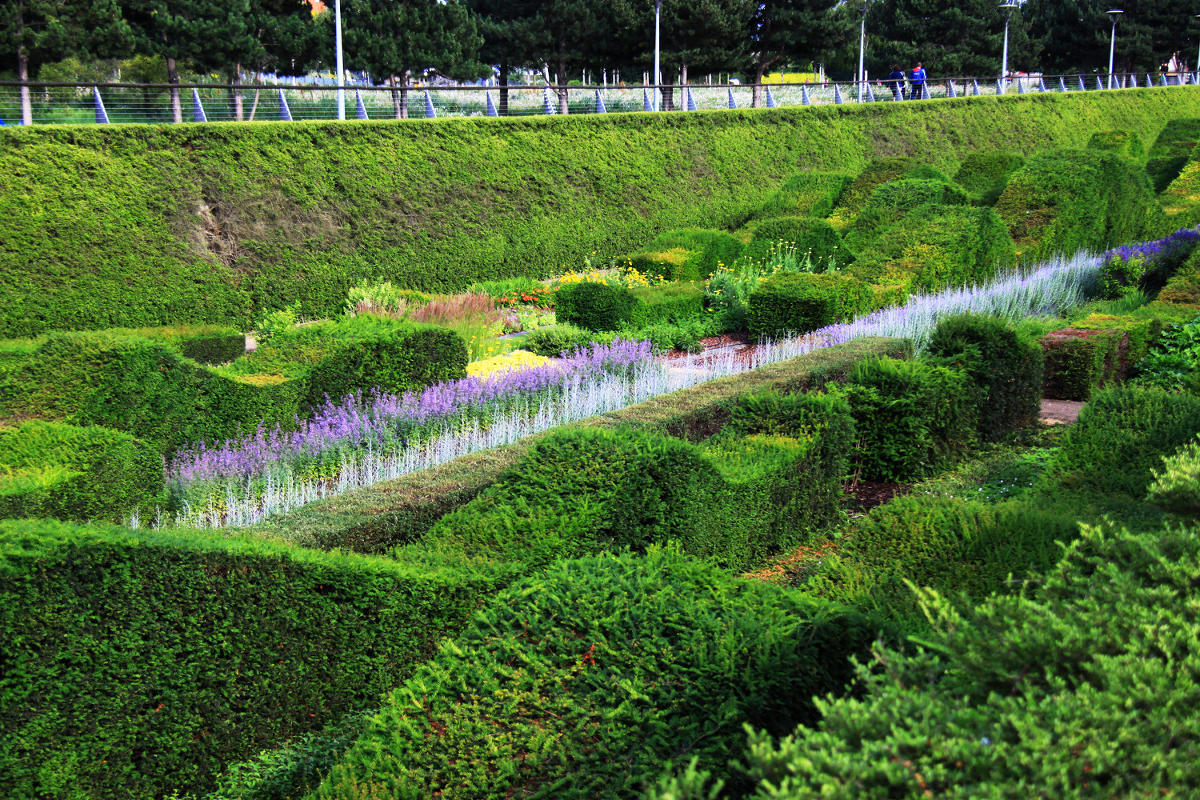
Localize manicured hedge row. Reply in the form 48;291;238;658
0;519;489;800
0;421;164;522
842;178;969;252
314;547;872;799
5;90;1200;336
653;521;1200;798
952;151;1024;204
627;228;743;281
1145;117;1200;191
748;272;873;337
250;337;910;554
754;171;853;221
742;216;851;267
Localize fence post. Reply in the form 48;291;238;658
94;87;110;124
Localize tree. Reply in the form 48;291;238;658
2;0;132;124
1027;0;1191;75
341;0;485;118
465;0;542;115
644;0;758;110
748;0;850;105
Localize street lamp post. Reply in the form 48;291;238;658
1000;3;1019;93
1106;9;1123;90
1195;15;1200;81
335;0;345;120
653;0;662;111
857;1;868;102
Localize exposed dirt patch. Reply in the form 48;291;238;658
744;540;838;582
847;478;911;511
1040;398;1083;425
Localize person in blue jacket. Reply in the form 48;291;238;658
888;65;906;100
910;62;927;99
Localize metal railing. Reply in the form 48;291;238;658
0;71;1194;126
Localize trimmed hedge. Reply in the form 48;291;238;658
756;171;853;220
1040;313;1164;400
654;521;1200;798
314;547;872;799
0;519;488;800
555;281;704;331
0;421;165;522
952;151;1024;205
627;228;743;281
747;272;873;337
1146;117;1200;191
249;338;909;554
925;313;1043;440
849;203;1016;292
1086;129;1145;160
6;90;1200;336
1146;433;1200;513
403;420;850;574
842;178;969;253
995;147;1158;260
1159;154;1200;229
743;216;852;268
1045;384;1200;497
838;356;978;481
828;157;941;226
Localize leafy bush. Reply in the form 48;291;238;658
1157;240;1200;305
925;313;1043;440
1046;384;1200;497
521;323;612;356
952;151;1024;205
1159;157;1200;230
255;302;301;344
756;171;853;219
1146;433;1200;514
1097;227;1200;299
314;546;872;800
652;522;1200;799
1039;328;1122;400
995;148;1158;260
1134;312;1200;389
554;281;636;331
747;272;873;337
1086;129;1145;160
842;178;969;253
742;216;852;269
0;421;165;522
829;157;948;225
849;204;1016;292
344;279;431;316
838;357;978;481
0;519;488;800
1145;117;1200;191
628;229;744;281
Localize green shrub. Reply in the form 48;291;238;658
756;171;853;219
842;178;969;253
748;272;873;337
1046;384;1200;497
1146;117;1200;191
1146;433;1200;514
0;519;488;800
633;317;716;354
1159;157;1200;229
522;323;614;356
0;421;165;522
829;157;949;225
0;332;304;454
314;546;872;800
838;357;978;481
743;216;852;268
952;151;1025;205
925;313;1043;440
628;229;743;281
799;494;1082;634
1157;242;1200;306
1135;312;1200;389
1087;129;1145;160
404;422;850;574
554;281;636;331
627;282;706;327
653;522;1200;799
850;204;1016;292
1039;310;1164;400
995;148;1157;260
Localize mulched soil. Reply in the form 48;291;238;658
1039;398;1084;425
846;478;911;511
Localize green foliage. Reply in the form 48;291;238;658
838;357;978;481
1145;117;1200;192
995;148;1158;260
1086;129;1145;160
747;272;873;337
1157;243;1200;306
628;229;744;281
1146;433;1200;514
799;494;1081;635
1134;312;1200;389
1159;156;1200;229
633;316;719;354
314;546;872;800
554;281;635;331
952;151;1024;205
0;519;487;800
1046;384;1200;497
521;323;613;356
5;92;1195;336
345;279;431;315
925;313;1043;440
1039;328;1121;401
829;156;937;225
628;282;706;328
756;172;853;220
849;203;1016;293
255;302;301;345
743;216;852;269
842;178;969;253
0;421;165;522
654;522;1200;798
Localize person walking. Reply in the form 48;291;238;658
888;64;907;100
910;62;927;99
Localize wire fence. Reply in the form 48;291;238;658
1;71;1196;126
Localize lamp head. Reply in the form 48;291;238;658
1106;9;1124;21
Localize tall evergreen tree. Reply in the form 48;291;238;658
464;0;542;114
2;0;132;124
749;0;850;105
647;0;757;110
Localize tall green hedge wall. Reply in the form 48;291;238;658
0;519;487;800
5;90;1200;336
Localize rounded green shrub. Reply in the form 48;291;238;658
748;273;873;337
554;281;636;331
1087;129;1145;160
522;323;614;357
628;229;744;281
756;172;854;219
843;178;970;252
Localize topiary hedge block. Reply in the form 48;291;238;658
0;421;165;522
554;282;635;331
0;518;491;800
1146;117;1200;192
1039;324;1155;401
742;216;854;269
1087;129;1145;160
626;229;743;281
757;171;854;220
842;178;970;253
748;272;873;337
953;151;1025;205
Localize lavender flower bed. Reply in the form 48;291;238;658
157;244;1128;530
1098;226;1200;298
